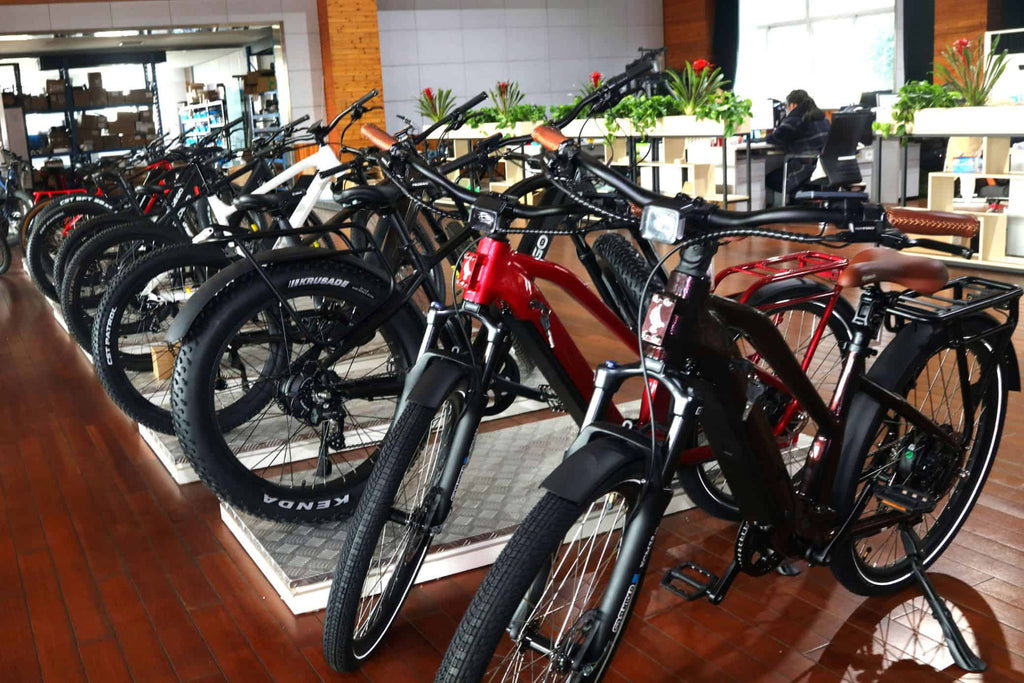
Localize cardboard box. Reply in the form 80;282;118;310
138;109;153;123
241;69;276;95
1;92;15;107
87;72;102;90
102;135;121;151
27;95;48;110
49;92;65;109
151;344;178;380
127;89;153;104
109;112;138;137
136;121;155;135
86;89;107;107
107;91;125;106
46;79;64;94
79;113;106;130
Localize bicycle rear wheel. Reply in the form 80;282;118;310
830;315;1009;596
171;258;423;522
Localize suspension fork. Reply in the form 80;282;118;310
582;393;699;666
428;313;514;527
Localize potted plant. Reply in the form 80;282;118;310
913;35;1019;135
872;80;959;138
417;87;456;123
658;58;751;136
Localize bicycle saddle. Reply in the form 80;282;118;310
233;192;292;214
838;247;949;295
334;182;403;207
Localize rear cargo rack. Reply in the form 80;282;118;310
886;276;1021;342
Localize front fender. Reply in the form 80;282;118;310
541;434;647;506
165;246;385;343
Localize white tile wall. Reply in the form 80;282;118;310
0;4;52;32
114;1;173;26
169;0;229;26
50;2;114;30
377;0;664;126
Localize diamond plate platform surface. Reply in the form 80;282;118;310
227;404;642;590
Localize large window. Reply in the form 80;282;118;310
735;0;896;110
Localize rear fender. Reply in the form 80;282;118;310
165;247;387;343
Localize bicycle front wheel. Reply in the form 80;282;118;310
439;445;645;682
323;372;470;671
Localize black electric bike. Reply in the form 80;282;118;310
438;127;1020;681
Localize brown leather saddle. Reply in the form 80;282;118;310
838;247;949;294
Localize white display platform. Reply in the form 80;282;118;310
142;392;551;485
222;409;812;616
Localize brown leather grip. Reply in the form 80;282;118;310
360;123;398;151
532;125;568;152
885;207;979;239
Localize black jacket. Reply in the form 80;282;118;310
766;105;830;192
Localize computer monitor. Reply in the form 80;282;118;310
858;90;893;109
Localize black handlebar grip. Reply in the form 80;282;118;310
458;91;488;113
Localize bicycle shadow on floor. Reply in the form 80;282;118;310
807;575;1016;681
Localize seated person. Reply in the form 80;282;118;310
765;90;830;201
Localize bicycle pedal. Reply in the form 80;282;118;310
874;483;936;515
661;562;719;601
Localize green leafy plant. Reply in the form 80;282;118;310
695;89;752;137
872;80;960;137
603;95;683;142
488;80;524;118
548;100;580;121
935;35;1009;106
416;87;456;122
665;59;727;115
465;106;499;127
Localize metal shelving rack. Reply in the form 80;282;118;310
22;56;162;169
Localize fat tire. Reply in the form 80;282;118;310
25;196;115;300
171;258;423;523
92;243;232;433
592;232;665;324
53;212;136;291
60;222;185;350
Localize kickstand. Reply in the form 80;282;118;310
899;525;986;673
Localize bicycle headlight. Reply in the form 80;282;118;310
639;204;685;244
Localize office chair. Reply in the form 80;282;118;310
781;111;874;205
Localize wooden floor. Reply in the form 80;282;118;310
2;236;1024;682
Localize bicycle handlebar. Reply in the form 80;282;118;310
529;125;980;241
412;91;489;144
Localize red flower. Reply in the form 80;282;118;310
692;58;712;73
953;38;971;55
423;87;434;102
499;81;508;94
591;71;602;88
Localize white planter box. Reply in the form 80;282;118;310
913;105;1024;136
650;115;750;137
560;118;610;140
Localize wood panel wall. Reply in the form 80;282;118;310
316;0;384;151
662;0;716;70
933;0;1000;77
